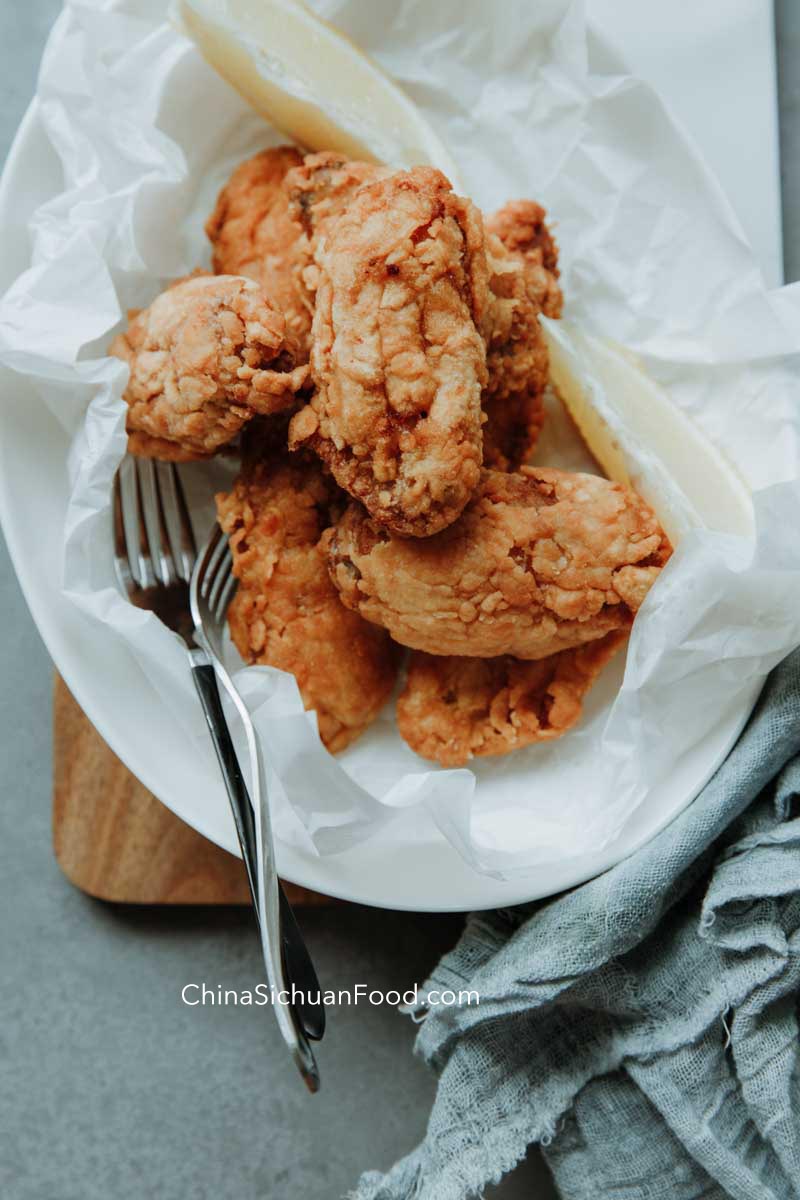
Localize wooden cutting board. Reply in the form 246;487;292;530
53;675;329;905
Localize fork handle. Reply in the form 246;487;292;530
190;661;325;1043
191;662;259;899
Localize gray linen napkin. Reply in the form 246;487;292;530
354;648;800;1200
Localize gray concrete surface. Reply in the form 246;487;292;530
776;0;800;283
1;4;797;1199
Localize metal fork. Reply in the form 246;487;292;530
191;522;327;1051
112;454;324;1091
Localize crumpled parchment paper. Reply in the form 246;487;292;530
2;0;799;878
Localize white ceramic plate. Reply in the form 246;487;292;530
0;5;778;910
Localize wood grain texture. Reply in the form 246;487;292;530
53;675;329;906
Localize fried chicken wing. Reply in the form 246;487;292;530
216;450;398;753
289;167;491;537
482;200;563;471
327;467;670;659
397;632;626;767
110;274;308;461
205;146;311;354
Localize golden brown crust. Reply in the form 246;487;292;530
216;452;398;753
327;467;671;660
285;151;387;240
283;152;388;345
205;146;310;354
204;155;563;474
482;201;563;471
482;234;549;471
289;167;490;537
397;631;627;766
110;274;309;461
485;199;562;318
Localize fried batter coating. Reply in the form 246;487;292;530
289;167;491;537
284;153;560;478
397;632;626;766
110;274;308;461
483;236;550;471
205;146;311;353
482;200;563;471
216;452;398;753
486;199;562;319
327;467;670;660
283;151;388;324
206;148;386;363
285;151;387;240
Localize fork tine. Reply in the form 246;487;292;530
112;472;136;597
119;455;155;589
202;530;230;599
215;572;237;622
137;458;176;587
159;462;197;582
208;544;233;615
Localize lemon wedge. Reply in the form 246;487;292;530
542;318;755;545
174;0;462;185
